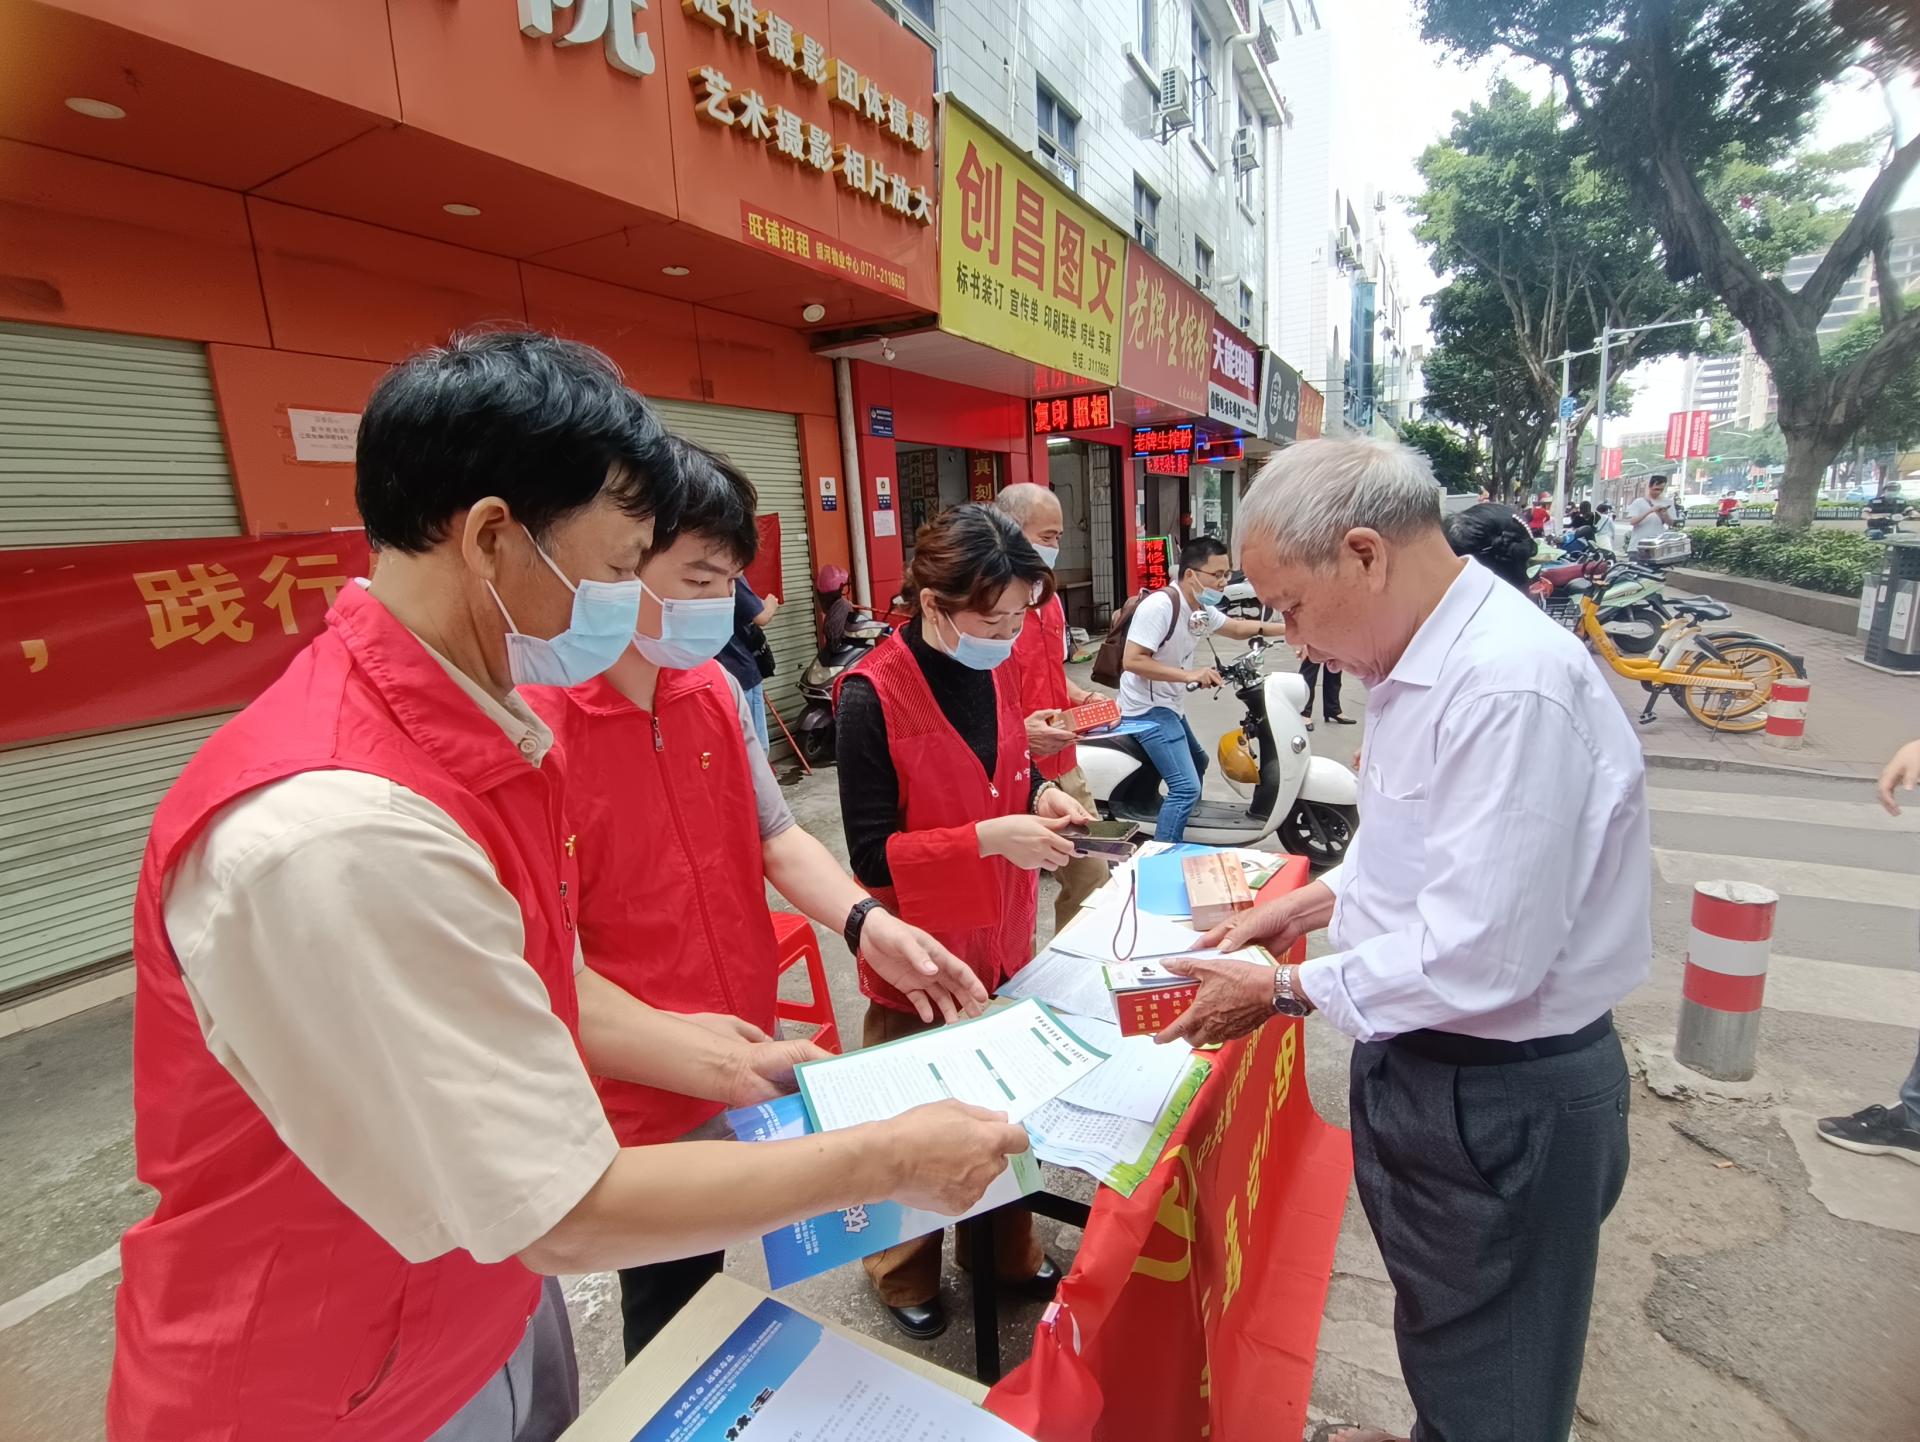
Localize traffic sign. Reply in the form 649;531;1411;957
1559;395;1577;421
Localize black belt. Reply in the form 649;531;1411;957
1387;1012;1613;1067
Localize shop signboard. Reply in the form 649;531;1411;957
1119;246;1211;415
1031;391;1115;435
939;102;1128;385
1206;318;1261;432
1297;380;1325;440
1136;535;1174;591
868;405;894;437
1132;424;1194;458
1259;351;1300;443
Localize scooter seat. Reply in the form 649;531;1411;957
1077;725;1156;769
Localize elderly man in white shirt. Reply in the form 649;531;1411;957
1159;438;1649;1442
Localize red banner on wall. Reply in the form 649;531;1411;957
745;514;783;603
986;1001;1353;1439
1;532;370;748
1297;381;1326;440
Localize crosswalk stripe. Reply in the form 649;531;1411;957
1647;787;1920;834
1653;849;1920;910
1761;954;1920;1031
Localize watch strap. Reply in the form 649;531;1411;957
844;897;883;955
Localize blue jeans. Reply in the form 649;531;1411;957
1903;1037;1920;1130
743;681;770;750
1134;706;1208;842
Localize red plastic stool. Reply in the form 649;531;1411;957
770;911;841;1054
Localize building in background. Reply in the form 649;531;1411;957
1684;352;1741;425
1267;0;1412;437
821;0;1296;623
1783;205;1920;341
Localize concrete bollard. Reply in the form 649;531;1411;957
1763;678;1809;749
1674;880;1778;1082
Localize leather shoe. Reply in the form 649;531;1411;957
885;1298;948;1341
1004;1254;1065;1300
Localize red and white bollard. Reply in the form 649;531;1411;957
1675;880;1777;1082
1763;678;1810;749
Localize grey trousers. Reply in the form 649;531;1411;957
1350;1027;1630;1442
429;1278;580;1442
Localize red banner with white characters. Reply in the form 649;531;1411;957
986;885;1354;1441
0;532;370;748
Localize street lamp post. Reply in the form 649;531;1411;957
1551;311;1712;521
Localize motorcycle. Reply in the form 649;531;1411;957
1219;570;1271;621
792;612;890;765
1077;639;1360;867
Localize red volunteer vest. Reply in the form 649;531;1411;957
526;663;779;1146
109;584;580;1442
840;631;1038;1010
1010;595;1075;781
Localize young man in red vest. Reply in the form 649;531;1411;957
994;483;1109;930
108;332;1028;1442
525;439;990;1361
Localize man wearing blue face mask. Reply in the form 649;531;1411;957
111;336;1033;1442
523;438;996;1361
1119;534;1285;841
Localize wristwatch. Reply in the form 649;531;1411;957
1271;962;1311;1017
844;897;884;956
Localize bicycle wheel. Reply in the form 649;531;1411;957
1672;640;1804;732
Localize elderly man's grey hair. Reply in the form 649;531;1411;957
1236;437;1444;569
993;481;1059;526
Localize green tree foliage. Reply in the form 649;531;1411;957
1411;81;1710;498
1400;419;1483;492
1825;309;1920;453
1416;0;1920;532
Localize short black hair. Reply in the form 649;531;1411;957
356;330;680;553
648;436;759;567
1444;503;1536;591
1180;535;1230;573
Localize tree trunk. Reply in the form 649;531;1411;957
1776;427;1844;531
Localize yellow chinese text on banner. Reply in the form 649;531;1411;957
938;102;1128;386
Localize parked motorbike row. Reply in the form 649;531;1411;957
793;580;1360;866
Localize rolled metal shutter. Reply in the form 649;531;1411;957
0;321;242;546
0;711;236;1000
646;398;813;753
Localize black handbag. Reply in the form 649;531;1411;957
747;622;777;680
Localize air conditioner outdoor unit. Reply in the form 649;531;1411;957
1158;68;1193;131
1231;127;1260;173
1037;148;1075;187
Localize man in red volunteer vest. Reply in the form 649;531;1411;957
109;332;1028;1442
835;504;1094;1340
524;438;991;1361
993;482;1110;932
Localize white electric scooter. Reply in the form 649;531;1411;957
1077;639;1359;866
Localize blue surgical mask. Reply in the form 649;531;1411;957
1033;543;1060;568
1199;586;1226;607
487;528;642;688
933;607;1016;671
630;580;736;669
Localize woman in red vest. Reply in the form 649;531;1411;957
109;334;1029;1442
525;440;989;1361
836;503;1095;1340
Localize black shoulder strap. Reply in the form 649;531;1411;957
1159;586;1183;648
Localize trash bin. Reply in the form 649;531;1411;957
1862;542;1920;671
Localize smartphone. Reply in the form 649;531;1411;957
1063;819;1143;861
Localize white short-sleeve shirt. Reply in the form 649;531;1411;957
1117;588;1227;716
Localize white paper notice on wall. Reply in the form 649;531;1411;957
287;408;362;464
873;510;897;537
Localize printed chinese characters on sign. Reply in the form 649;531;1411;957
1119;245;1211;415
4;533;369;748
687;0;931;225
939;104;1127;385
1206;319;1261;432
1030;391;1114;435
519;0;654;76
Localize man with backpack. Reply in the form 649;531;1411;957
1106;536;1285;841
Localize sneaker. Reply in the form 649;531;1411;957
1816;1103;1920;1164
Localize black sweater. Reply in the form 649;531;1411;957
836;617;1041;888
